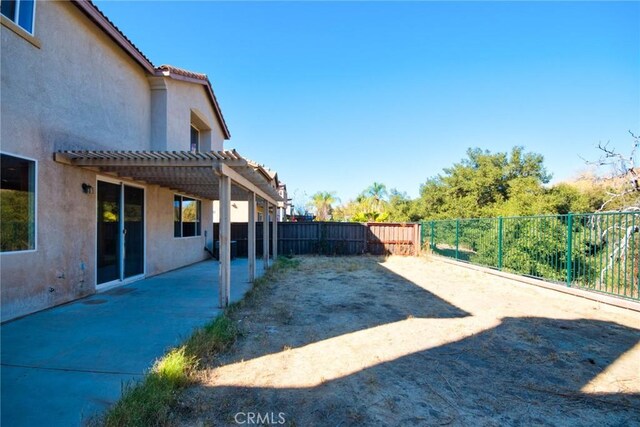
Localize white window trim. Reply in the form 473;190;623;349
1;0;36;35
174;193;202;239
0;151;38;255
190;125;200;153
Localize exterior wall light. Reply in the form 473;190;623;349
82;183;94;194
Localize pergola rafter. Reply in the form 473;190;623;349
54;149;281;307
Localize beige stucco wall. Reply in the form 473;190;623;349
0;2;223;321
214;200;250;223
1;2;152;321
165;79;226;152
213;201;272;223
146;186;213;275
212;203;287;223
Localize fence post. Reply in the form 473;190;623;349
362;223;368;254
430;220;435;251
419;221;425;251
455;219;460;260
566;213;573;287
497;217;503;270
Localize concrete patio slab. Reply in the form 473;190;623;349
1;258;265;427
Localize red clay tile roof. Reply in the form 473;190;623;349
156;65;208;81
71;0;231;139
155;65;231;139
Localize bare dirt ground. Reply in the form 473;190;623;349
174;255;640;426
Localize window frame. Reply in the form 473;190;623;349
173;194;202;239
0;151;37;254
1;0;36;35
190;125;200;153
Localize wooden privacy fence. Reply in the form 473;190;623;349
367;222;421;256
213;222;421;257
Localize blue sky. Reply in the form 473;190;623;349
95;1;640;208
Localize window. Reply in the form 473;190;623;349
1;0;35;34
174;195;201;237
1;153;36;252
190;125;199;153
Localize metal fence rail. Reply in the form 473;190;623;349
421;212;640;301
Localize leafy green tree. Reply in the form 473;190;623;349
334;183;400;223
416;147;553;219
386;189;414;222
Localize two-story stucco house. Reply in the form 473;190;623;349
1;0;281;322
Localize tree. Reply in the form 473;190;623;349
365;182;388;212
386;189;415;222
582;131;640;285
415;146;554;219
290;189;313;218
587;130;640;212
333;183;394;223
309;191;339;221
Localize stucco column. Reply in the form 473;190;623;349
263;199;270;269
218;174;231;307
247;192;256;282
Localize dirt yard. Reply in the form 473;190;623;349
174;256;640;426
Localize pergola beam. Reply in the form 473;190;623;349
54;152;247;168
219;164;279;206
54;149;283;308
54;151;281;205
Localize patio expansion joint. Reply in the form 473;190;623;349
1;362;144;377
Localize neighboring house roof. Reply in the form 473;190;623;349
71;0;231;139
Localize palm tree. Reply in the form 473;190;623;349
365;182;388;213
310;191;339;221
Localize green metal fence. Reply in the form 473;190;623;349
421;212;640;301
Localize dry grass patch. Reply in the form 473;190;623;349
173;255;640;426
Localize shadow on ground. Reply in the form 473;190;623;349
178;315;640;426
220;256;471;365
172;256;640;426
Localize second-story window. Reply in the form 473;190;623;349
1;0;36;34
190;125;199;153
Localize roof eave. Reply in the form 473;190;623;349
155;70;231;140
70;0;155;74
72;1;231;140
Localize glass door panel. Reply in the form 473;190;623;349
97;181;121;284
124;185;144;278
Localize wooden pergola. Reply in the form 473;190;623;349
54;149;282;307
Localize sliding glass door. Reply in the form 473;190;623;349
97;181;144;285
124;185;144;278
